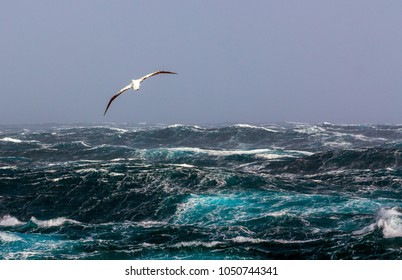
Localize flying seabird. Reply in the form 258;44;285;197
104;70;177;115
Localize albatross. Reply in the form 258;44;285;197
104;70;177;115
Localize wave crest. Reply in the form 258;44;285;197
354;207;402;238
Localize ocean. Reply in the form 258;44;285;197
0;123;401;260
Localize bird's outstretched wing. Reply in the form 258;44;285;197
104;84;131;115
139;70;177;83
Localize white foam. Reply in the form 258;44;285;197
294;125;327;135
376;208;402;238
266;210;288;217
169;163;196;168
106;127;129;133
0;232;22;242
255;154;294;160
75;168;108;174
136;221;168;228
30;217;81;228
167;147;311;160
167;147;274;157
166;124;204;130
171;241;222;248
234;124;278;132
111;158;126;162
167;124;184;128
324;141;352;148
0;137;23;143
0;215;24;227
285;149;314;156
354;207;402;238
108;172;125;177
272;238;321;244
0;166;17;170
352;134;388;142
72;140;91;147
231;236;266;243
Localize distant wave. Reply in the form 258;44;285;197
233;124;278;133
0;137;23;143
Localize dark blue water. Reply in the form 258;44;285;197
1;123;401;259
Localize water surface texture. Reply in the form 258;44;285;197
1;123;401;259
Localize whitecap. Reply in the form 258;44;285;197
0;232;23;242
106;127;129;133
324;141;352;148
230;236;266;243
167;124;184;128
376;208;402;238
75;168;99;174
0;166;17;170
0;137;40;144
108;172;125;177
0;215;24;227
167;147;310;160
272;238;321;244
110;158;137;162
255;154;294;160
285;149;314;156
171;241;223;248
293;125;328;135
234;124;278;132
30;217;82;228
167;147;274;157
0;137;23;143
354;207;402;238
166;124;204;130
72;140;91;147
352;134;388;142
266;210;288;217
135;221;168;228
169;163;196;168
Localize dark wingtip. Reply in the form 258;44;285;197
161;71;177;75
103;105;110;116
104;107;110;116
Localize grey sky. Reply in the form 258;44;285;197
1;0;401;125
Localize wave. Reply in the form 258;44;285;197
171;241;223;248
0;215;24;227
230;236;266;243
30;217;82;228
0;137;23;143
0;215;82;229
354;207;402;238
0;137;42;145
159;147;312;160
376;207;402;238
166;124;203;129
0;232;22;243
266;148;401;174
233;124;278;133
167;147;272;156
293;125;328;135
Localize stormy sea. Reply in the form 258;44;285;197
0;123;401;260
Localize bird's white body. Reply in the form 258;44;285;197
104;70;177;115
130;79;142;91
